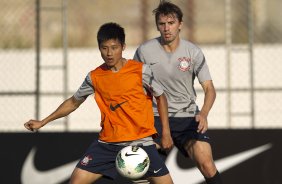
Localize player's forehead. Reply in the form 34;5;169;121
157;13;179;23
100;38;122;47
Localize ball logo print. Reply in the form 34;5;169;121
115;146;150;179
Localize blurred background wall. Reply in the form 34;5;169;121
1;0;282;132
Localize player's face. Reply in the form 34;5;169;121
157;14;183;44
99;39;125;69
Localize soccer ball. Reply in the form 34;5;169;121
115;145;150;179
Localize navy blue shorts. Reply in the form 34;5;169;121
76;140;169;180
154;116;211;157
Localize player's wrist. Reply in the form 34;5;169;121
162;130;172;137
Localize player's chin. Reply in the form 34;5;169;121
105;62;115;68
163;38;173;45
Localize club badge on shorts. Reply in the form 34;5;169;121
80;155;92;166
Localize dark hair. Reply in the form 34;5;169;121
153;0;183;25
97;22;125;47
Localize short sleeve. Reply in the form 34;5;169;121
73;73;94;101
193;50;212;83
133;47;144;63
142;64;164;97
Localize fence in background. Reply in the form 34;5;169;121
1;0;282;131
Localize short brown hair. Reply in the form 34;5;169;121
153;0;183;25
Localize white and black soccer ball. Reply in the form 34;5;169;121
115;145;150;179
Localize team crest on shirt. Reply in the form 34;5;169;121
177;57;191;72
80;155;93;166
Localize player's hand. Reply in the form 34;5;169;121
195;113;208;134
24;120;43;132
160;133;174;151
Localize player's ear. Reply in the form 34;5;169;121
122;43;126;51
179;21;183;31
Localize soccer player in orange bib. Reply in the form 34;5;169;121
24;22;174;184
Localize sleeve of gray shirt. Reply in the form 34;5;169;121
73;72;95;101
133;47;144;63
193;49;212;83
142;64;163;97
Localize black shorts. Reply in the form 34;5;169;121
76;140;169;180
154;116;211;157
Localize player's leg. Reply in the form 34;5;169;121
169;117;222;184
148;174;173;184
185;140;222;184
142;145;173;184
132;179;150;184
69;167;102;184
73;140;122;183
185;140;217;177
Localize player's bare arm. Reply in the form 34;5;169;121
196;80;216;134
155;94;174;150
24;96;85;132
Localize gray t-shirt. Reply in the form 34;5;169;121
134;38;212;117
73;62;164;101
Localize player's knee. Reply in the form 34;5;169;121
199;160;217;177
